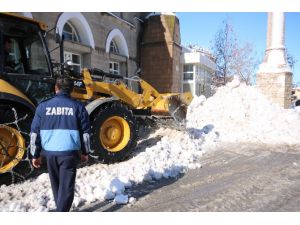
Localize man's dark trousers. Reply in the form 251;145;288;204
46;154;79;212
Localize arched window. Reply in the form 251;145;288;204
110;40;119;54
56;12;95;48
63;22;80;43
109;40;120;75
105;29;129;58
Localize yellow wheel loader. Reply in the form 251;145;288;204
69;68;192;163
0;13;192;175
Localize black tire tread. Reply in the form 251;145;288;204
90;102;138;164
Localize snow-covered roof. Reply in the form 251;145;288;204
183;52;217;71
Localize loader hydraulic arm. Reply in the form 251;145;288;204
73;68;192;121
77;68;164;110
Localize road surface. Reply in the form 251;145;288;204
79;143;300;212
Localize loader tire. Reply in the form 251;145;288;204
91;103;138;163
0;125;25;174
0;104;34;184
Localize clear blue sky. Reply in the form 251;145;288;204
177;12;300;85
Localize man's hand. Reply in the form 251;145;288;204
81;154;88;163
32;157;42;168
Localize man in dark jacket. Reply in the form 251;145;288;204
3;37;15;72
30;76;91;212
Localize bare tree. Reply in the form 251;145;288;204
230;42;259;85
212;19;235;85
212;19;257;85
286;50;297;70
287;50;298;88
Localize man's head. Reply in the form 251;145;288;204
4;37;12;52
55;76;74;94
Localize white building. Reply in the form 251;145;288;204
181;45;216;97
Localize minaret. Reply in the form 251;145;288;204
256;12;292;108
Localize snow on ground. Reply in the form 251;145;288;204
0;128;204;212
1;76;300;212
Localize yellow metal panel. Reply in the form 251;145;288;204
71;69;94;100
0;12;48;30
0;79;35;107
93;81;142;108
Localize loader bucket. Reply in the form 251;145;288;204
151;92;193;123
0;125;25;173
167;94;190;123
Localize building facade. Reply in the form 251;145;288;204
18;12;146;80
15;12;213;95
181;45;216;97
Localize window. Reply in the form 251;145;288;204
1;16;53;104
9;39;19;62
110;40;119;54
0;25;50;76
4;38;23;73
109;40;121;75
183;83;194;94
26;39;50;74
63;22;80;43
64;51;81;73
109;61;119;75
206;71;212;83
183;64;194;80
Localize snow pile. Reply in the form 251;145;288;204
1;76;300;211
0;128;204;212
187;76;300;146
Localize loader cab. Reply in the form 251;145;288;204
0;13;55;105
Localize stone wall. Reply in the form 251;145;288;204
141;14;182;93
256;72;292;108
